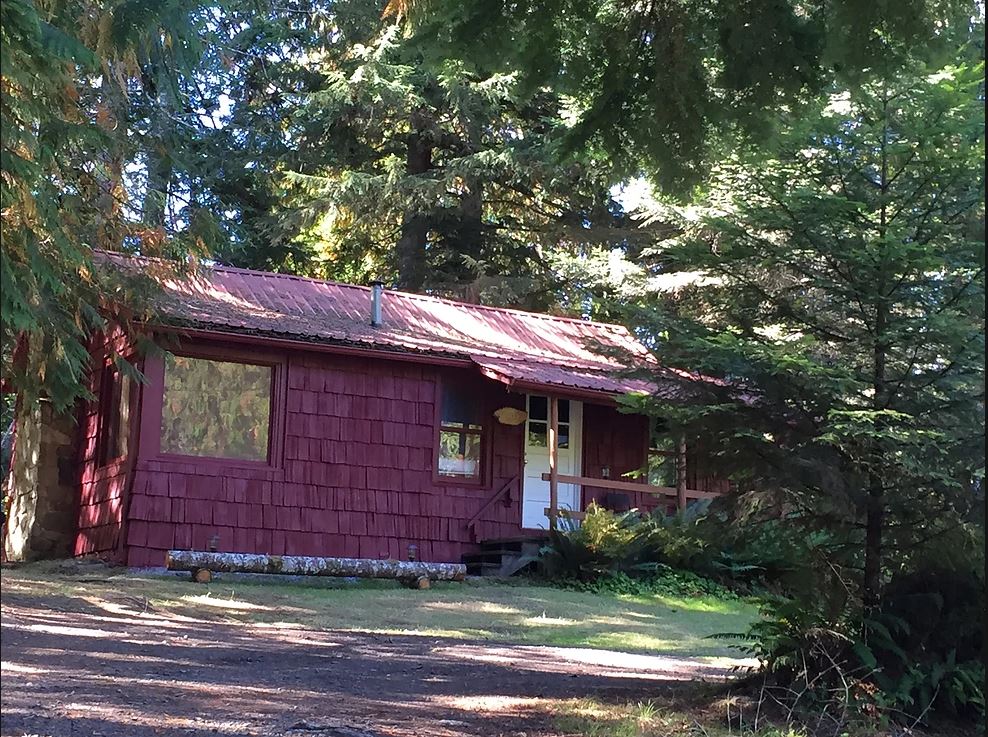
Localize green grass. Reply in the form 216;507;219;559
553;697;808;737
1;561;757;660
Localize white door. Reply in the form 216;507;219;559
522;395;583;529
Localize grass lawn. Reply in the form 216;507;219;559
2;560;757;661
1;562;783;737
550;698;805;737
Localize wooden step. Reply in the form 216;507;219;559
464;561;502;576
467;547;537;558
461;552;504;565
477;539;545;554
478;535;548;547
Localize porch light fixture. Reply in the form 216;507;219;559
601;466;610;479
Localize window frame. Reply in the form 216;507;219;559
432;375;490;486
141;343;286;470
96;358;138;468
525;394;573;450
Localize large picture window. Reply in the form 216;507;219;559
437;383;484;480
160;354;273;461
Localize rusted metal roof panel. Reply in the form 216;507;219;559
104;254;661;396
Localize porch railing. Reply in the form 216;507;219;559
466;475;519;542
540;473;717;522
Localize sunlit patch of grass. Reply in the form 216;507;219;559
1;562;759;660
420;600;523;615
619;592;748;614
346;626;498;640
552;697;809;737
581;631;688;654
180;593;272;611
521;613;579;627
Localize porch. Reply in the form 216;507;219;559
463;392;719;575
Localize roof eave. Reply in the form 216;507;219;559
152;324;475;368
477;364;639;405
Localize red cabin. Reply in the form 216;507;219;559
5;257;727;569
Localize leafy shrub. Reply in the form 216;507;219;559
724;542;986;729
861;562;986;722
539;504;651;579
719;592;855;685
539;501;817;595
542;499;985;728
550;567;739;600
537;503;749;601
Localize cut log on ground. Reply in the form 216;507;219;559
166;550;466;583
400;575;431;590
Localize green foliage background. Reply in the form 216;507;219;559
0;0;983;728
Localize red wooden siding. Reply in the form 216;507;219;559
582;404;730;515
75;333;134;559
73;335;727;567
581;404;661;513
121;346;528;567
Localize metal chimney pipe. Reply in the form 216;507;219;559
369;280;384;327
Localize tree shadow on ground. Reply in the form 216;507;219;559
0;589;739;737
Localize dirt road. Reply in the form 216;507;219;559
1;588;736;737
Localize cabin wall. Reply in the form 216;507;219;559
75;408;129;558
74;331;136;560
685;444;733;495
581;405;662;513
74;335;728;566
582;404;730;515
122;345;529;567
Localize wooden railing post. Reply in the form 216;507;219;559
676;435;687;511
548;396;559;530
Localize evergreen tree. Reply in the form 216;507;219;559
409;0;980;194
624;61;984;614
1;0;208;409
224;17;645;306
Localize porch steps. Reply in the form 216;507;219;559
462;536;547;577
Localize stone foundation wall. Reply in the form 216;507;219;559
3;401;79;561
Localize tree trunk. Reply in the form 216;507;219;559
863;91;891;615
141;60;172;229
864;292;888;614
396;212;429;292
396;114;434;291
676;436;688;511
863;340;886;614
142;145;172;228
95;61;129;250
166;550;467;582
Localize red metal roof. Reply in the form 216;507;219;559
105;253;662;397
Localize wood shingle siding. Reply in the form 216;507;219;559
120;344;526;567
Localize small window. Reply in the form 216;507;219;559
160;355;272;461
438;383;484;480
527;395;570;449
99;364;134;465
648;418;677;487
